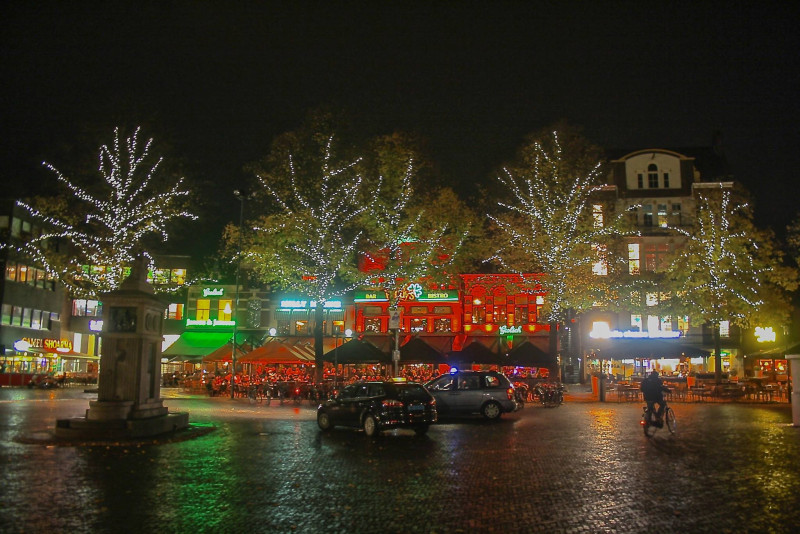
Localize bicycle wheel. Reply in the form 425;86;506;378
665;407;677;434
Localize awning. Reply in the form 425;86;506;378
240;338;317;365
502;341;553;368
322;338;390;364
745;342;800;358
202;344;253;362
21;348;100;360
587;338;710;359
447;341;500;365
162;332;245;362
400;337;448;364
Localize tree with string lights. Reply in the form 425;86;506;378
663;185;797;382
240;124;383;383
486;124;631;378
7;127;196;298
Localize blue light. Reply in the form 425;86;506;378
449;367;459;374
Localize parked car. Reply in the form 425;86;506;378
425;370;517;420
316;380;438;437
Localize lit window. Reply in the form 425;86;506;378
628;244;640;275
295;320;308;334
646;293;658;307
171;269;186;285
410;317;427;332
643;204;654;226
719;321;730;338
5;263;17;281
657;204;668;227
592;204;604;228
631;314;642;331
219;299;232;321
364;317;381;332
671;203;682;225
196;299;210;321
434;318;451;332
592;244;608;275
167;303;184;320
677;316;690;335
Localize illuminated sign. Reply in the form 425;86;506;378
499;325;522;335
15;338;72;352
186;319;236;327
278;299;343;310
754;326;776;343
203;287;225;297
589;323;681;339
354;287;458;303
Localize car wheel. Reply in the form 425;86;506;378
482;401;502;420
413;424;429;435
363;414;379;437
317;411;333;431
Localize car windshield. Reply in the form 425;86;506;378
395;384;432;402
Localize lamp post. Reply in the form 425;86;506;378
230;189;246;399
333;327;352;386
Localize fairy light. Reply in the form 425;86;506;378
487;130;628;321
8;127;197;298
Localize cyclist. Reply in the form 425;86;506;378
640;371;670;426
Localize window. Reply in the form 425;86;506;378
171;269;186;285
196;299;211;321
637;173;644;188
21;308;31;327
152;268;171;285
72;299;102;317
657;204;668;227
433;306;452;315
276;312;290;335
167;303;184;320
218;299;232;321
592;204;604;228
31;310;42;329
363;306;382;316
628;244;641;275
663;172;670;188
364;317;381;332
17;265;29;283
515;307;529;325
645;244;657;272
648;164;658;188
434;317;451;332
719;321;730;338
631;314;642;331
677;316;690;335
5;263;17;281
409;306;427;315
643;205;653;226
592;244;608;276
410;317;427;333
1;304;11;324
295;320;308;335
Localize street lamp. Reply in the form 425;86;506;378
333;327;352;386
231;189;247;399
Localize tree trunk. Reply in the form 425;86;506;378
549;320;559;380
714;322;722;384
314;302;324;384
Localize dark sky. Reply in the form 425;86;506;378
2;1;799;249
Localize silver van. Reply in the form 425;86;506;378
425;370;517;420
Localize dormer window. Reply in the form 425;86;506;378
648;164;658;188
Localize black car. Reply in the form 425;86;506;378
316;380;437;437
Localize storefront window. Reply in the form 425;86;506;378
295;320;308;335
196;299;211;321
12;306;23;326
364;317;381;332
410;317;427;333
17;265;29;283
628;244;640;274
1;304;11;324
434;318;451;332
218;299;232;321
515;307;529;325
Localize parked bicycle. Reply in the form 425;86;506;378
534;382;564;407
641;400;676;437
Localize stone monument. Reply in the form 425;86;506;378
55;257;189;439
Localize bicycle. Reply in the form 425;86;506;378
641;400;676;437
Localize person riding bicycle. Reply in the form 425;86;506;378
640;371;670;426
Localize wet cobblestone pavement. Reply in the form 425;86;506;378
1;387;799;533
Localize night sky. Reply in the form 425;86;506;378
2;1;799;253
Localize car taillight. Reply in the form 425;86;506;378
507;388;514;400
382;399;404;408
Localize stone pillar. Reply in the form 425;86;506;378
86;258;168;421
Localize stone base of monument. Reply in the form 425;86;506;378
54;399;189;440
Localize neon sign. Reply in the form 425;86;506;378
203;287;225;297
499;325;522;335
186;319;236;327
589;323;681;339
278;300;342;310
